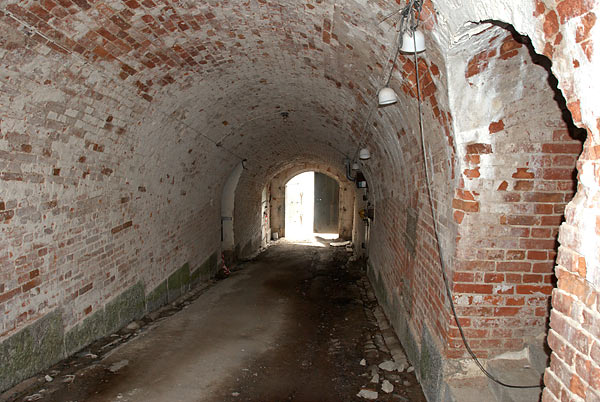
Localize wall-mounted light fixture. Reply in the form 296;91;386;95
359;148;371;160
352;162;360;170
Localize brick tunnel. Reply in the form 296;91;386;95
0;0;599;401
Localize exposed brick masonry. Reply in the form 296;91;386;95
449;31;582;358
1;0;599;400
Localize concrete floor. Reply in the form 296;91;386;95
4;241;425;402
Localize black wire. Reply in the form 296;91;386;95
351;1;414;162
412;26;540;390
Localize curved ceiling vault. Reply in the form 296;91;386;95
1;0;424;190
1;0;594;195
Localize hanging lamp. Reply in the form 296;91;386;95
378;87;399;106
399;29;425;53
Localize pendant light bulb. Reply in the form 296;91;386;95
399;29;426;53
378;87;398;106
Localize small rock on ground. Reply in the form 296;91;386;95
126;321;140;331
357;389;379;400
378;360;396;371
382;379;394;393
108;359;129;373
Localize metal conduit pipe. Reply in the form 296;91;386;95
344;158;356;182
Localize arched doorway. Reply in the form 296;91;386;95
284;171;340;240
221;162;244;261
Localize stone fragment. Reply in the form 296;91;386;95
396;361;408;372
360;358;366;366
378;360;396;371
357;389;378;400
370;373;380;383
44;374;53;382
63;374;75;383
126;321;140;330
148;311;161;321
407;366;415;373
382;379;394;393
108;359;129;373
330;240;350;247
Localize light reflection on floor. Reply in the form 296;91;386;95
283;232;339;247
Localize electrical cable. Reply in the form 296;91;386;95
352;0;420;163
352;2;414;163
351;36;400;162
411;29;541;390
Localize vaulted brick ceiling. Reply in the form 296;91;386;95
1;0;419;185
1;1;599;400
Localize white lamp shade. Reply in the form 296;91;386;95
378;87;398;106
399;29;425;53
359;148;371;160
352;162;360;170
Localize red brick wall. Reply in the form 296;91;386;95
544;243;600;401
532;2;600;401
448;31;582;358
0;14;221;340
363;32;457;352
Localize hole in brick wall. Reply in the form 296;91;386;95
484;20;588;142
450;21;585;359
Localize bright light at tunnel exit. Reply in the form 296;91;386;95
285;171;315;240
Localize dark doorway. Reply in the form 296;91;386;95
314;172;339;234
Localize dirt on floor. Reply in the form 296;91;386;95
2;241;426;402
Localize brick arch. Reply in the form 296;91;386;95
1;0;411;192
425;3;599;399
1;0;599;398
446;20;584;358
278;167;346;189
269;163;355;240
232;157;357;259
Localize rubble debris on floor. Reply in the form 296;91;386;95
2;243;425;402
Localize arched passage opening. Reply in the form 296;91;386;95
221;162;245;262
268;165;355;242
283;171;340;240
